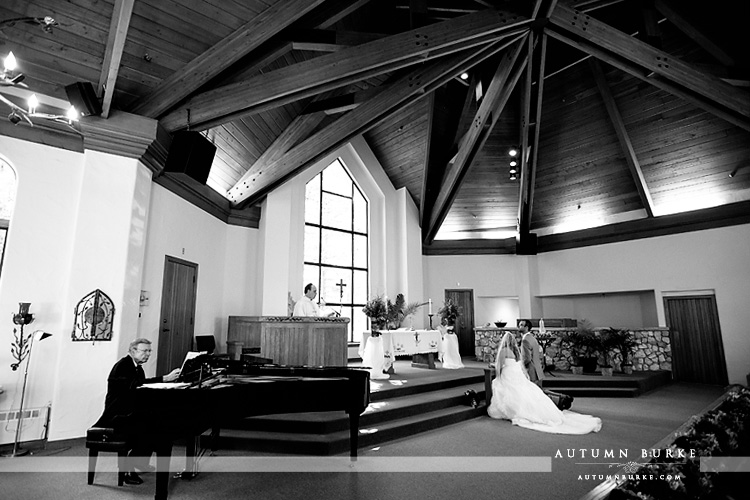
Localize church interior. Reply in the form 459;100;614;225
0;1;748;499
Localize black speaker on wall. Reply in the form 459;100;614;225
516;232;538;255
64;82;102;117
164;131;217;185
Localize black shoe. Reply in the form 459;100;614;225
123;472;143;485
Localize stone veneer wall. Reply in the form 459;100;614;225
474;328;672;372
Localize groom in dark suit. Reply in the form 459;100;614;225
519;320;544;387
94;338;180;484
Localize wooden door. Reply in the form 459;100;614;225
445;289;475;356
156;256;198;375
664;295;728;385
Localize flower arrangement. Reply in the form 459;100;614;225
362;295;388;330
363;294;427;331
610;385;750;500
438;298;461;327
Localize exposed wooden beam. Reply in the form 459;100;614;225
300;87;384;114
423;200;750;255
213;41;295;88
160;10;534;132
654;0;736;67
420;90;437;220
538;200;750;252
229;111;327;194
130;0;327;118
229;40;516;208
424;37;528;243
589;58;655;217
98;0;135;118
308;0;374;29
517;31;547;238
420;84;470;226
545;28;750;132
452;74;480;147
550;2;750;118
516;34;534;239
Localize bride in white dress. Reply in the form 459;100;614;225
488;332;602;434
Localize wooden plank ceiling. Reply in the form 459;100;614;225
1;0;749;254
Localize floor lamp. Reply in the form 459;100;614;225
4;302;52;457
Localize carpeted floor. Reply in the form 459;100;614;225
0;368;727;500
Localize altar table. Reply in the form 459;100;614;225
359;329;443;376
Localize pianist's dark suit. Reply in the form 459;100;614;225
95;355;164;428
94;355;167;470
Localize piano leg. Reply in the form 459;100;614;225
348;413;359;458
154;441;172;500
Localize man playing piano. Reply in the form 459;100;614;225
93;338;180;485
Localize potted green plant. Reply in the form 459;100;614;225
561;319;599;374
598;329;620;377
387;293;426;329
606;327;638;374
438;299;461;332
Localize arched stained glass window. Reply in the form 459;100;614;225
0;159;17;278
304;159;368;342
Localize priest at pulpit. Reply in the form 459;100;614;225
293;283;336;317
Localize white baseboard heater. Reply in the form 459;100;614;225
0;405;51;445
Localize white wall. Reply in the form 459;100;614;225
536;226;750;384
0;137;83;441
423;224;750;384
140;184;260;359
258;136;425;324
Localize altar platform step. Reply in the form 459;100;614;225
211;360;488;455
540;369;672;398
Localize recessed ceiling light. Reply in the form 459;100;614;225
508;148;518;157
460;72;469;80
509;169;517;174
510;160;517;167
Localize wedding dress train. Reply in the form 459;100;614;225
488;358;602;434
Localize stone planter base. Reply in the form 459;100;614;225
600;366;614;377
571;365;584;375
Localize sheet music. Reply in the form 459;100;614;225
141;382;192;389
179;351;207;375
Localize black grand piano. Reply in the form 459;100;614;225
135;356;370;500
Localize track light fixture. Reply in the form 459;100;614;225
508;146;520;181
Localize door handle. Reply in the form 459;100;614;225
162;328;170;332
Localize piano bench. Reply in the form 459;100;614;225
85;427;132;486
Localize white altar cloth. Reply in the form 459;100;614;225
438;326;464;369
359;329;443;372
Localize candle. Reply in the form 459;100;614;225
428;299;432;315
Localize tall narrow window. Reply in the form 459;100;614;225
0;159;17;278
304;159;368;342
